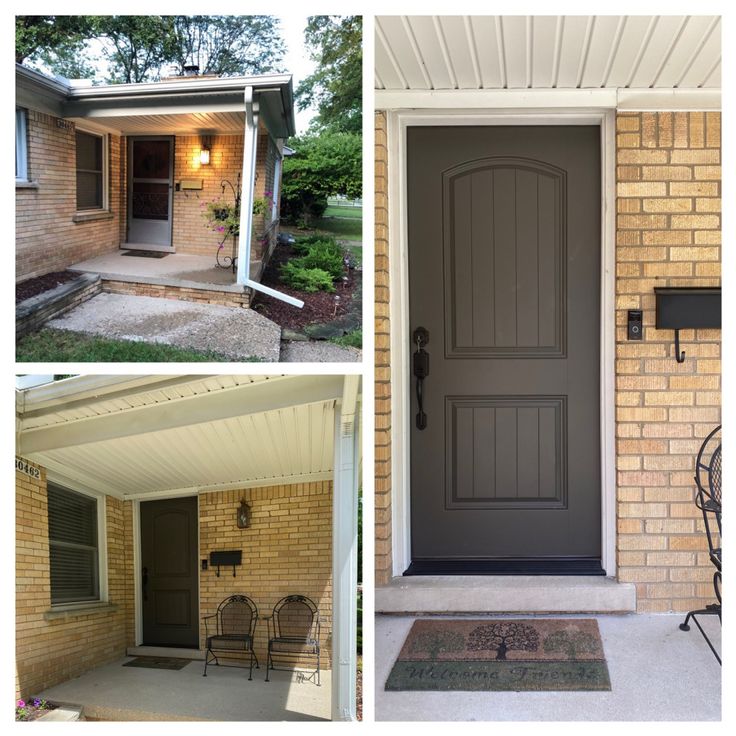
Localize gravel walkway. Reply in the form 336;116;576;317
47;293;281;362
280;340;362;363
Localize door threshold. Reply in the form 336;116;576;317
405;558;606;576
376;575;636;614
127;645;204;660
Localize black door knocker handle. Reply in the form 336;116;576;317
413;327;430;430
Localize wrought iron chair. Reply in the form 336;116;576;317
679;425;721;664
264;595;321;685
203;595;259;680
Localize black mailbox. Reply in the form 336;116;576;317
209;550;242;577
654;287;721;363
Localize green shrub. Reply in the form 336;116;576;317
292;235;339;255
293;242;344;279
280;262;336;292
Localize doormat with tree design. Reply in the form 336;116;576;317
385;619;611;691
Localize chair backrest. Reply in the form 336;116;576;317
272;595;319;641
694;425;721;552
217;595;257;637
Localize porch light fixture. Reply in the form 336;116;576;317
199;142;211;166
237;499;251;529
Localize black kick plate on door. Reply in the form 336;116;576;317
404;558;606;576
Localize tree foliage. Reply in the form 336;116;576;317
409;630;466;661
16;16;94;65
171;16;284;77
467;622;540;661
281;132;362;225
543;629;600;659
16;15;285;84
296;16;362;134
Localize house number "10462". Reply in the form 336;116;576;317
16;458;40;479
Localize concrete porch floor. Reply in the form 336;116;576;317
376;613;721;721
69;251;245;292
37;656;331;721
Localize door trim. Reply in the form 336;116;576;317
386;108;617;578
133;495;201;648
126;135;175;251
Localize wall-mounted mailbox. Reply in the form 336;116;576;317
209;550;242;577
179;179;204;190
654;287;721;363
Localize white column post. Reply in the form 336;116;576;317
332;376;360;721
237;86;258;286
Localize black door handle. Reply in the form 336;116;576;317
142;566;148;602
413;327;430;430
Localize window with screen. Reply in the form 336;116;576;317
75;130;105;210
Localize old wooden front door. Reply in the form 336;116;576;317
140;497;199;646
407;125;602;575
127;136;174;249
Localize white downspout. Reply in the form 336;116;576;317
332;376;360;721
238;86;304;308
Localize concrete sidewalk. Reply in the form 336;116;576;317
47;292;281;362
38;657;330;721
375;613;721;721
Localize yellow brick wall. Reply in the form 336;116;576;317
615;112;721;612
199;483;333;667
170;131;275;259
16;110;123;281
373;111;722;612
375;111;393;585
15;461;132;699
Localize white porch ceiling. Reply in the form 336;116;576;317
68;110;248;135
17;375;348;498
375;16;721;91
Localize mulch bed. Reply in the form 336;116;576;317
16;271;80;304
252;243;358;331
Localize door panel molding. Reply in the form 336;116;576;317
387;109;617;578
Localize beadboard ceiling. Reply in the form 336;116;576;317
375;16;721;91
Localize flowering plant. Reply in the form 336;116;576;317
16;698;54;721
202;190;274;241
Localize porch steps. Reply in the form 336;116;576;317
127;646;204;660
376;575;637;614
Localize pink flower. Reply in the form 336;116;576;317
216;226;225;232
17;700;25;708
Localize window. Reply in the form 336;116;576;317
271;155;282;222
75;129;106;211
48;484;100;604
16;108;28;181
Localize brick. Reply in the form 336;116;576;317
641;166;692;181
693;165;721;180
695;197;721;212
669;246;719;261
669;149;720;164
617;182;667;197
642;198;692;213
669;181;718;196
689;112;705;148
670;214;720;229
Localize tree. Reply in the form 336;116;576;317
467;622;540;661
296;16;361;134
171;16;284;77
94;16;178;83
543;629;601;659
409;630;466;661
16;16;94;65
280;131;361;225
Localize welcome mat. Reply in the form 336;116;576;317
385;619;611;692
123;656;191;671
121;250;169;258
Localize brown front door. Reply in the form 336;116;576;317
141;497;199;646
407;125;602;575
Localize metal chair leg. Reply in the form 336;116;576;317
265;645;271;682
680;607;722;665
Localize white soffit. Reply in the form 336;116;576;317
17;375;344;498
375;15;721;107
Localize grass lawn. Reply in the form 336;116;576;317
16;328;257;362
322;205;362;219
311;214;362;241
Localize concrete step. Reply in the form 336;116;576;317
376;575;636;614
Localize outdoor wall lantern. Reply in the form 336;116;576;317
199;141;211;166
654;286;721;363
237;499;251;529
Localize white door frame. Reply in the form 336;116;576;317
385;108;617;578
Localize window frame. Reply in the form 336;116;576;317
47;481;108;608
75;126;109;213
16;107;28;182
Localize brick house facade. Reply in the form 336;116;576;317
16;461;333;699
374;109;721;613
16;65;291;294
